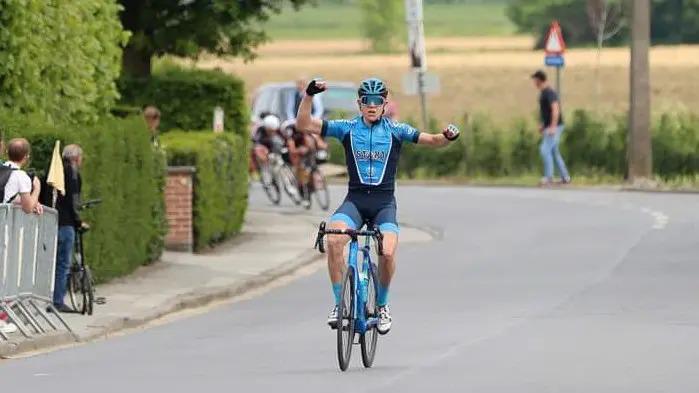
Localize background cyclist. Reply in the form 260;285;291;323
282;119;316;206
296;77;460;334
252;114;286;168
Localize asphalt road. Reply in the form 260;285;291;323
2;184;698;392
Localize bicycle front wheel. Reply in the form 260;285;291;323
279;165;301;205
311;168;330;211
360;263;379;368
259;165;281;205
337;268;355;371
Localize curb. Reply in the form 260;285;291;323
0;248;323;359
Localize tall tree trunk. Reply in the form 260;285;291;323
628;0;652;181
122;45;152;78
119;0;152;78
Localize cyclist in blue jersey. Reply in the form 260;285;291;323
297;78;460;334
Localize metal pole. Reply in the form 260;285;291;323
556;66;561;104
628;0;652;180
418;70;428;131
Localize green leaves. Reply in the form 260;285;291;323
0;112;167;282
118;63;248;136
120;0;312;76
0;0;125;124
507;0;699;47
161;132;248;251
359;0;405;53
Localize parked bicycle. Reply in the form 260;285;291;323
315;221;384;371
68;198;102;315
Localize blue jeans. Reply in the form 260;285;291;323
539;125;570;181
54;226;75;306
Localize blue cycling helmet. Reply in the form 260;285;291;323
358;78;388;97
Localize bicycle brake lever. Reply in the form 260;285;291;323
315;222;326;253
375;226;384;256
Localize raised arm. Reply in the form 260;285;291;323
417;124;460;148
296;80;327;135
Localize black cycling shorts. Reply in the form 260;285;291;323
330;190;399;234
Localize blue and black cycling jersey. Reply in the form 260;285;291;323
321;116;420;192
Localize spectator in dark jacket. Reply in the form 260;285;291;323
53;144;84;312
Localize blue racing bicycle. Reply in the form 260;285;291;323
315;221;384;371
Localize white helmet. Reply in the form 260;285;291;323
262;114;280;130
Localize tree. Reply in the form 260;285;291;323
506;0;603;47
586;0;625;104
628;0;652;181
507;0;699;47
0;0;127;124
119;0;310;78
359;0;404;53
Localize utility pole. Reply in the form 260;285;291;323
628;0;652;180
405;0;429;131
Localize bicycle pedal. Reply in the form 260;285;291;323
95;297;106;305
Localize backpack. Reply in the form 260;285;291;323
0;165;17;203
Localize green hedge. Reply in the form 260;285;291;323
0;1;127;124
161;132;248;251
118;64;248;136
0;114;167;282
329;110;699;180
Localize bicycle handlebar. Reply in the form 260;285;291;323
80;199;102;210
314;221;384;256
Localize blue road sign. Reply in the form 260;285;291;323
545;55;565;67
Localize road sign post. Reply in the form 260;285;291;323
405;0;429;131
544;21;566;102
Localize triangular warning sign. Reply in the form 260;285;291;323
545;21;566;55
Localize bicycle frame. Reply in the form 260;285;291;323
315;222;384;334
348;234;378;334
73;228;86;270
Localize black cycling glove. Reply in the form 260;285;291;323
306;80;325;96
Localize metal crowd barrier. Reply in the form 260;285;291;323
0;204;74;341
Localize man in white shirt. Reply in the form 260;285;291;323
0;138;42;334
1;138;42;214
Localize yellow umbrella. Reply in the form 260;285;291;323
46;141;64;207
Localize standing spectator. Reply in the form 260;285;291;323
1;138;43;213
52;144;84;313
0;139;41;331
144;106;161;147
532;70;571;186
287;78;324;121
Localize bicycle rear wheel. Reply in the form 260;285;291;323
360;263;379;368
82;266;95;315
311;169;330;211
68;267;84;313
337;268;355;371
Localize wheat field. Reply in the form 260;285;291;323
193;36;699;126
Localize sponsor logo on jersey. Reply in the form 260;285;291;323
355;150;387;161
